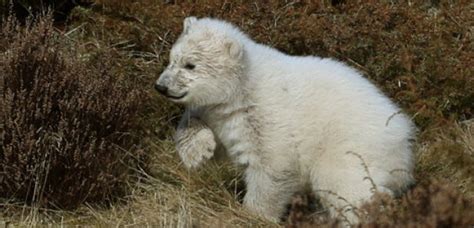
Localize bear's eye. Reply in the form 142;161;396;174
184;63;195;70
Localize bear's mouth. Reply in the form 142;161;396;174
166;92;188;100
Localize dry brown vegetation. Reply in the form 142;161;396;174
0;0;92;21
0;14;145;209
0;0;473;227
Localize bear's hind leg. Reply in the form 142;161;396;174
243;166;301;222
310;151;383;225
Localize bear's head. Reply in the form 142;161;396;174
155;17;245;107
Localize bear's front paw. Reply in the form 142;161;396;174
176;128;216;169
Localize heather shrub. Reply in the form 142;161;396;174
0;14;144;208
286;180;474;228
357;180;474;227
0;0;91;21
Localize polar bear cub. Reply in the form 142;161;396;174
155;17;415;224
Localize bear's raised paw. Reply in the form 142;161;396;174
176;126;216;169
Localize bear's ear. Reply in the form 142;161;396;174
225;38;243;59
183;16;197;34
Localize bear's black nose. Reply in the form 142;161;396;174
154;84;168;95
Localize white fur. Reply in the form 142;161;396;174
156;17;415;224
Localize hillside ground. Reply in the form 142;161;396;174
1;1;473;227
